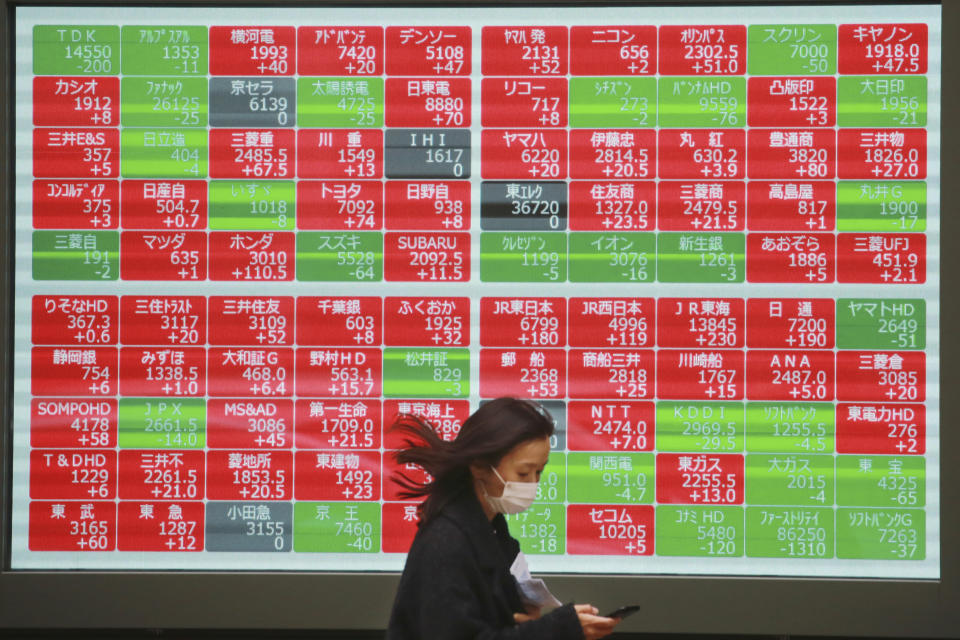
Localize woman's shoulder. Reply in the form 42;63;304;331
407;491;491;561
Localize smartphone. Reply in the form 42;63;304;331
604;604;641;619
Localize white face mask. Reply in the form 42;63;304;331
482;466;538;515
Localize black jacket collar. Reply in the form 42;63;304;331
438;486;520;573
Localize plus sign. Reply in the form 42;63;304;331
693;60;703;73
431;333;442;344
807;113;818;125
87;486;99;497
700;166;712;177
805;217;819;229
177;268;190;279
880;271;893;282
607;334;618;345
162;383;172;394
896;441;907;452
625;541;636;553
91;164;102;176
789;387;801;398
79;434;89;445
615;385;627;397
240;486;250;497
601;218;613;228
885;388;897;399
163;216;174;227
328;383;339;394
433;62;443;74
433;113;444;125
417;268;428;279
166;538;177;549
628;61;638;73
806;270;819;281
233;268;244;279
91;216;101;227
256;435;265;446
705;386;716;398
518;334;530;345
346;62;356;73
255;332;266;343
258;62;268;73
871;165;883;176
691;217;703;228
796;165;807;177
241;165;254;176
786;335;797;346
695;334;706;345
77;537;87;549
602;165;613;176
152;486;162;497
526;385;537;396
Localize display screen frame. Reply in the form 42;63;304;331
1;0;957;636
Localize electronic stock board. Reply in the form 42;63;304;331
9;3;941;581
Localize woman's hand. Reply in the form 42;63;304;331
512;603;542;624
575;604;619;640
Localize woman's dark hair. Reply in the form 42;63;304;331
390;397;555;526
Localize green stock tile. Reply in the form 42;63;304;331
657;232;745;283
836;507;924;560
296;232;383;282
34;25;119;75
656;402;744;453
298;77;384;127
118;398;206;449
382;348;469;398
836;181;926;232
837;76;926;127
33;231;118;281
745;403;834;454
479;232;567;282
121;77;208;127
569;77;657;128
836;455;925;508
569;232;655;282
658;77;745;128
656;505;743;557
506;503;565;555
120;26;207;75
293;502;381;552
836;298;925;350
745;506;834;558
745;454;835;507
567;452;654;504
209;180;295;230
120;129;207;178
747;25;836;75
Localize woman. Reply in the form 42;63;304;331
386;397;620;640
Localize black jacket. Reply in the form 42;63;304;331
386;487;583;639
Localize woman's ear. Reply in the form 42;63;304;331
468;461;486;482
